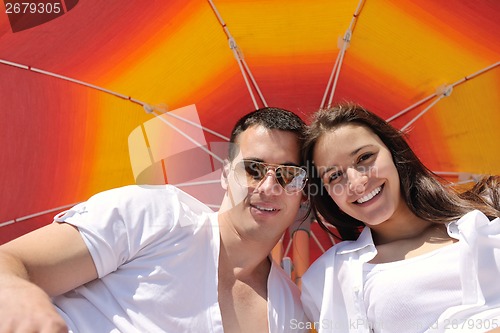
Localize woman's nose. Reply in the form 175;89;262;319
346;167;368;194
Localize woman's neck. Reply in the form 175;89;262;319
369;206;439;245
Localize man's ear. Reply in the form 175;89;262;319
221;159;230;190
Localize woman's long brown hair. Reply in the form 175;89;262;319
303;103;500;241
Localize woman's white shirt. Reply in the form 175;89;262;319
362;242;462;332
301;210;500;333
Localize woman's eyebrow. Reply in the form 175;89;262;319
318;144;377;178
319;165;338;179
349;144;375;157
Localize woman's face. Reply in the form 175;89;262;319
313;124;405;226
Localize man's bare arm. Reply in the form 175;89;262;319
0;222;98;332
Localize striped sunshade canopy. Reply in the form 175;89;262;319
0;0;499;253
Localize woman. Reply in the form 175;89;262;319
301;103;500;333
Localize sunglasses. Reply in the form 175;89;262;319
233;160;307;193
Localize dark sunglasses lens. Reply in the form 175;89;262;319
276;166;307;192
243;161;266;181
235;161;306;192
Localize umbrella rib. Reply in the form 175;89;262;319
0;58;229;142
207;0;268;109
240;55;268;107
326;39;350;108
151;111;225;164
206;204;221;209
450;61;500;89
400;94;447;131
320;51;341;109
283;237;293;258
231;45;260;109
1;59;231;221
322;0;365;108
309;229;326;254
0;203;79;228
433;171;483;184
327;233;338;246
173;180;221;187
0;198;223;228
385;93;438;123
389;61;500;124
1;119;224;227
0;59;130;100
165;112;229;141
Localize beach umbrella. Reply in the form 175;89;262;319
1;0;499;268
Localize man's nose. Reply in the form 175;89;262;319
255;170;282;195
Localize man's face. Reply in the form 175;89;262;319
222;125;304;242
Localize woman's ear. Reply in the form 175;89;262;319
220;159;230;190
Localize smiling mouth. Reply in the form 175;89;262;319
251;204;278;212
356;185;383;204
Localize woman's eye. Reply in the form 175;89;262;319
358;152;374;163
326;171;342;184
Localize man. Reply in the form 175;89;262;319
0;107;308;332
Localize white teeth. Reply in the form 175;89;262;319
254;205;277;212
356;186;382;204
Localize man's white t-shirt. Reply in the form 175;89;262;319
53;185;306;333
